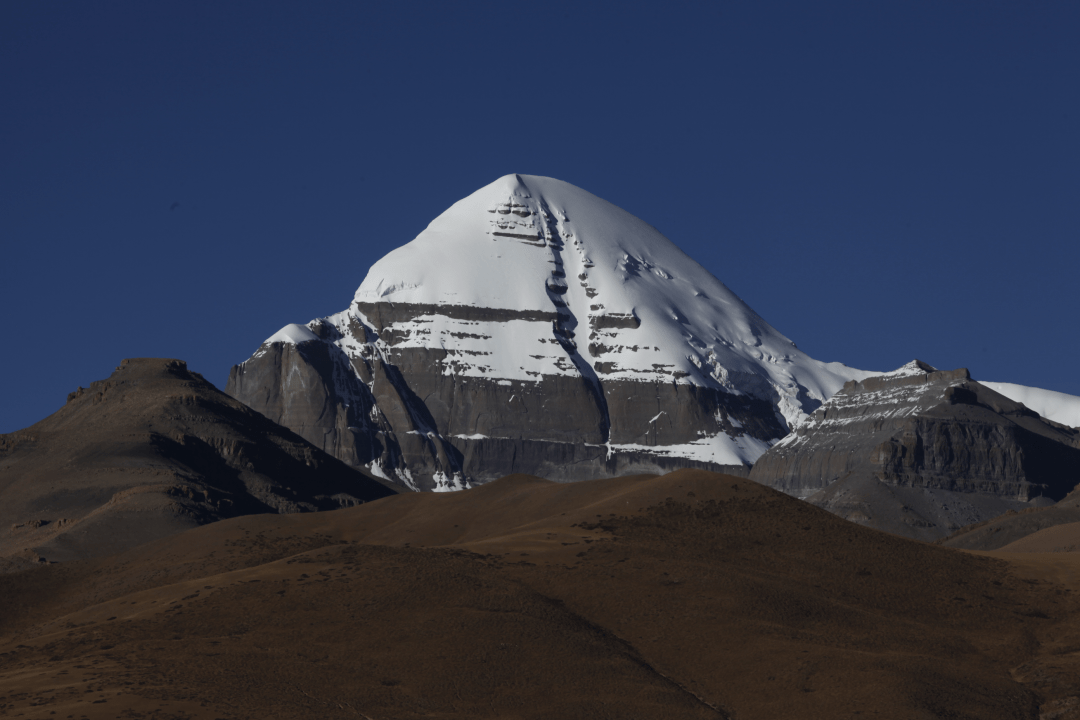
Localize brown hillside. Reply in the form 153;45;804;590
0;358;396;571
2;469;1080;719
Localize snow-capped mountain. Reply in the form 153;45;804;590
227;174;874;491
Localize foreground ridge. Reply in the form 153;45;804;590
3;469;1079;718
0;358;395;569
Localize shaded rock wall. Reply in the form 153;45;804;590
748;362;1080;539
227;301;779;490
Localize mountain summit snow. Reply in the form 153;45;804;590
228;174;873;490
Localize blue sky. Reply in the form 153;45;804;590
3;1;1078;432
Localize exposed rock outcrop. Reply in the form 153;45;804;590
748;360;1080;540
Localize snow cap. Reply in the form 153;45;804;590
265;323;319;345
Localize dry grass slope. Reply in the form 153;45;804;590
2;469;1080;719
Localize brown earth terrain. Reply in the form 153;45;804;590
3;469;1080;719
998;523;1080;553
942;487;1080;553
0;358;396;573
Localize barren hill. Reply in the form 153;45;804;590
2;469;1080;719
0;358;396;570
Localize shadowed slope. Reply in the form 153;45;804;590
997;521;1080;552
942;485;1080;551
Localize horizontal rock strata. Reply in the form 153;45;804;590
749;360;1080;540
227;309;768;491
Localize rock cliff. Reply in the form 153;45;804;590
748;360;1080;540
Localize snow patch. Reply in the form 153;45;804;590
265;323;319;345
601;431;771;467
880;359;937;378
431;471;471;492
981;382;1080;428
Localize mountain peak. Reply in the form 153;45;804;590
232;175;878;490
352;174;871;424
883;359;940;377
492;172;534;196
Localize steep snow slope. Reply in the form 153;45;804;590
230;174;876;489
352;174;873;430
980;382;1080;429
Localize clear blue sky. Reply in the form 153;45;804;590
3;1;1078;432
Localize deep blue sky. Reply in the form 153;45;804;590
3;2;1078;432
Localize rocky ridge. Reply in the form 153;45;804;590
749;360;1080;540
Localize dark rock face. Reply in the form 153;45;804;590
225;339;404;474
748;360;1080;540
0;358;397;566
227;306;777;491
